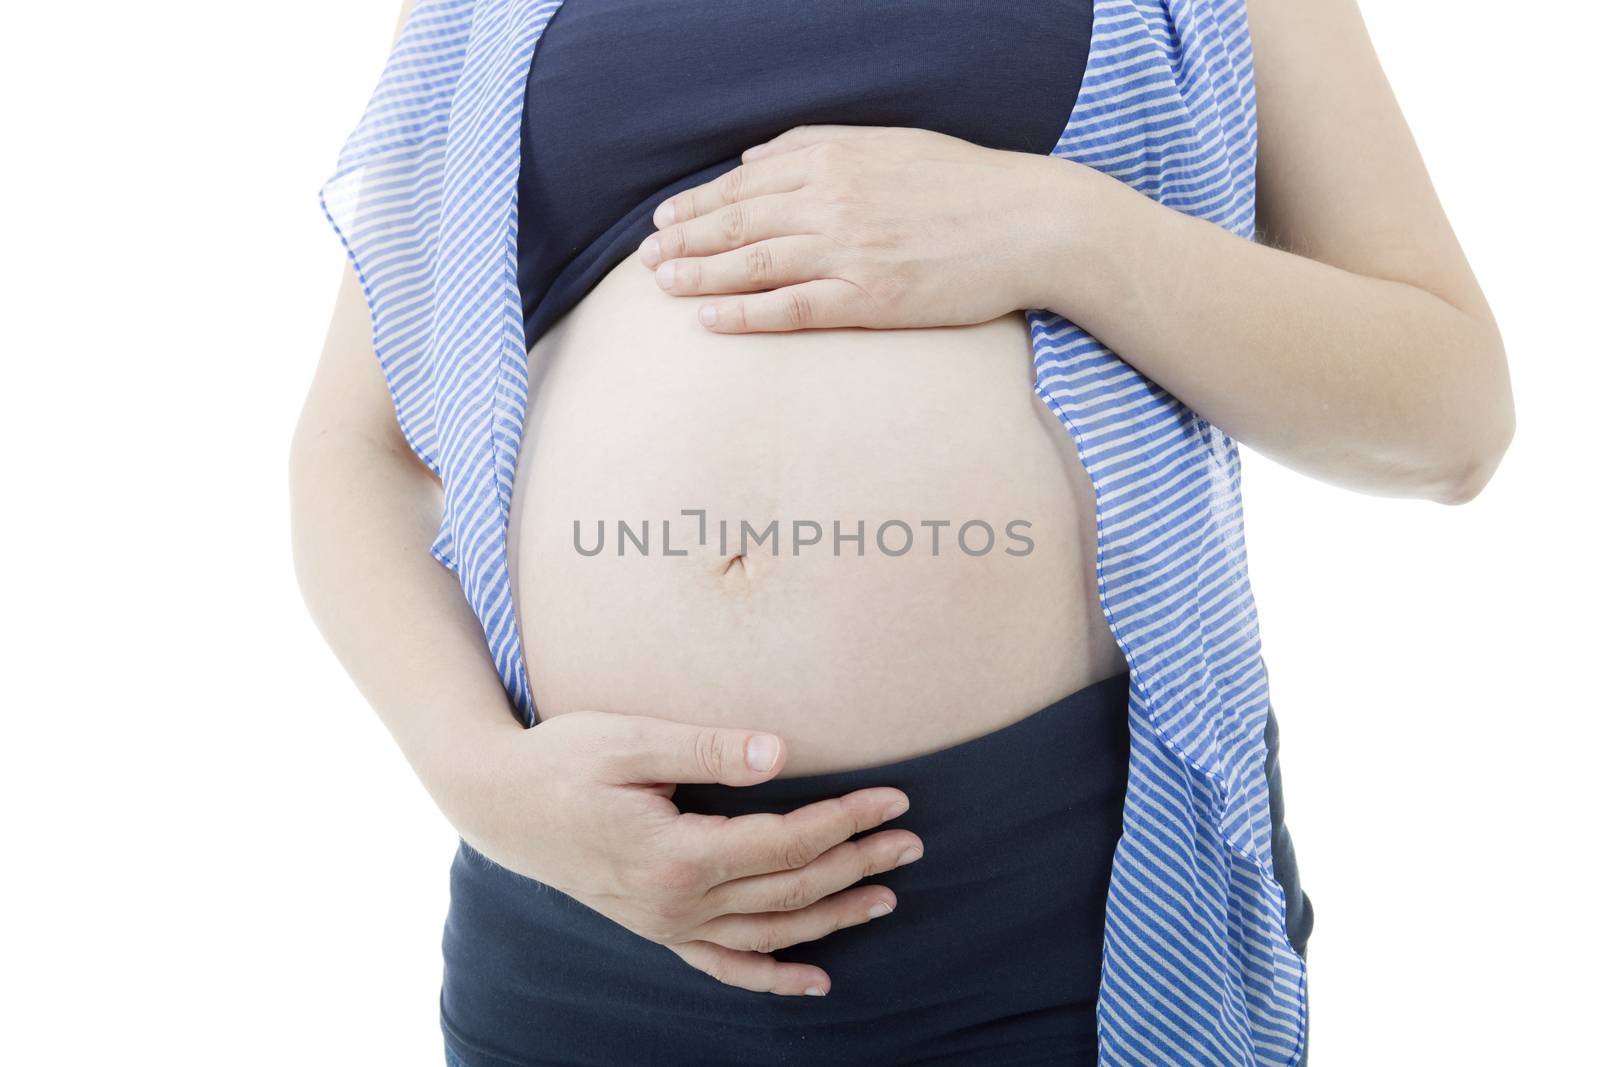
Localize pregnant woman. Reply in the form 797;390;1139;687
291;1;1513;1064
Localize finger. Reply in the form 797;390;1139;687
742;123;890;162
680;786;909;883
705;827;923;915
691;884;898;954
666;940;831;998
656;236;835;298
644;195;811;267
583;713;788;787
652;153;812;228
698;278;868;333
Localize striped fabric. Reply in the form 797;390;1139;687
318;0;1306;1063
1029;2;1309;1063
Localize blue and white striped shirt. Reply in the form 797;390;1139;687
320;1;1308;1062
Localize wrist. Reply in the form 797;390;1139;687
418;710;531;839
1010;154;1144;322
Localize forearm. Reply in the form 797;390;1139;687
288;426;524;827
1023;159;1514;504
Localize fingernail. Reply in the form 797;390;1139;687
884;797;909;820
655;261;675;290
804;986;827;997
746;734;779;772
867;901;893;919
639;235;660;268
896;847;923;868
653;199;675;227
698;304;718;327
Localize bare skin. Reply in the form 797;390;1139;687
642;0;1513;503
507;245;1124;776
291;0;1513;999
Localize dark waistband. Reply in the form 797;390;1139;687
671;669;1134;824
442;671;1135;1066
440;668;1309;1065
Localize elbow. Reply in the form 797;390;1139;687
287;405;358;594
287;421;309;496
287;409;326;515
1439;431;1510;505
287;411;329;595
1437;338;1516;507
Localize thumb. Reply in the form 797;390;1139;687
741;123;880;161
588;713;787;787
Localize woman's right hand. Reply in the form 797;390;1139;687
451;709;924;997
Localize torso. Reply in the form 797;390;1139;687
506;0;1111;775
507;251;1124;775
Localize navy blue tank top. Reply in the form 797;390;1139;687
516;0;1096;348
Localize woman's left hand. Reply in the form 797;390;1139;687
637;125;1071;333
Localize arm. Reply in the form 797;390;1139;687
289;259;525;828
1024;0;1514;505
636;0;1514;506
289;0;519;822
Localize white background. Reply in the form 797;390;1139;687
3;2;1594;1063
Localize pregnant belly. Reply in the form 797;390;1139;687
507;249;1125;775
